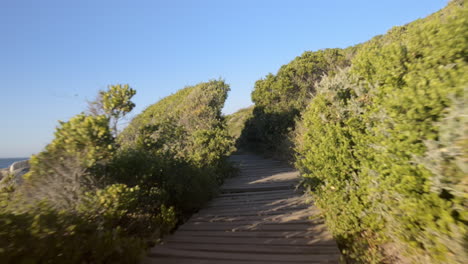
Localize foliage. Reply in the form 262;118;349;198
2;79;234;263
119;78;234;169
87;84;136;136
0;185;176;264
116;79;235;217
29;114;114;175
100;85;136;120
105;148;218;219
295;69;383;262
100;84;136;135
3;1;465;263
239;48;353;158
295;1;468;263
25;114;115;209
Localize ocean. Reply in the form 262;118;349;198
0;158;28;169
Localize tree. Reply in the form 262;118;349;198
89;84;136;135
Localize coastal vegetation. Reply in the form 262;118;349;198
0;1;466;263
0;81;234;263
238;0;467;262
225;106;253;146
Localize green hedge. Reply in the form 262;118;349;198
1;80;234;263
0;184;176;264
239;48;354;159
295;1;467;262
116;79;235;215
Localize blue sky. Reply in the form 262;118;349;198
0;0;448;158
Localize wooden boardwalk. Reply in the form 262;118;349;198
144;154;341;264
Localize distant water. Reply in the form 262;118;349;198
0;158;28;169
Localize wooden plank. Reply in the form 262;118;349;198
157;243;340;255
165;236;337;246
192;208;313;218
212;195;302;204
222;182;298;188
218;188;297;195
182;219;320;227
222;179;298;186
206;199;305;209
216;190;301;197
148;248;340;263
211;197;301;206
206;196;304;207
221;185;295;193
200;204;309;214
143;257;331;264
171;230;325;238
178;223;322;232
194;206;314;218
198;203;308;214
190;213;319;223
237;171;295;176
222;181;298;189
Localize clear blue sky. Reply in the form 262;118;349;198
0;0;448;158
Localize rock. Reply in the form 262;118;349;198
9;160;29;174
7;160;30;184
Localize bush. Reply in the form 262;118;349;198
239;48;353;159
295;1;467;262
0;185;176;264
24;114;115;210
114;79;235;218
105;148;218;219
2;80;234;263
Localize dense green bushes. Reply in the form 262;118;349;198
0;80;234;263
117;79;234;215
120;79;233;166
295;1;467;262
239;48;353;158
231;1;467;262
0;186;175;264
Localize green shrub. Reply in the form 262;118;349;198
115;79;235;218
295;69;382;262
119;79;231;150
106;148;217;218
295;1;467;262
23;114;115;210
28;113;115;176
240;48;353;159
0;185;176;264
90;84;137;135
2;79;233;263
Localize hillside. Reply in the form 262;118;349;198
225;106;253;144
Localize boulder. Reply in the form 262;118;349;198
8;160;29;184
9;160;29;174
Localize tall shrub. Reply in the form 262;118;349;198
295;1;467;262
240;48;352;158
